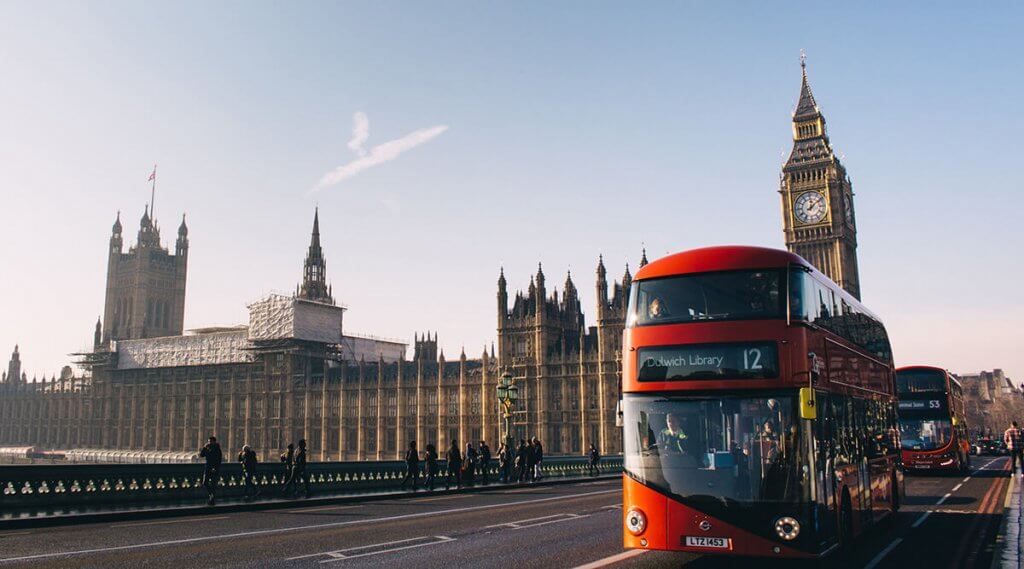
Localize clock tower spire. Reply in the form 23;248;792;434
780;54;861;299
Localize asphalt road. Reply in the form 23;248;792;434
0;457;1011;568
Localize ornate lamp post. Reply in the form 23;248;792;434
496;371;519;447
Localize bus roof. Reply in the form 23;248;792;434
896;365;962;389
634;246;807;281
634;245;884;323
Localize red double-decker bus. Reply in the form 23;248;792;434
622;246;901;558
896;366;970;473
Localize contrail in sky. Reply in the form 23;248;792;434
313;112;448;193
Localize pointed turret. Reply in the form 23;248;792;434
639;248;649;268
176;213;189;256
297;207;334;305
794;52;821;120
93;317;102;348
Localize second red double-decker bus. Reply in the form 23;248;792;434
622;246;901;558
896;366;970;473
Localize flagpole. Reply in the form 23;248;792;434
149;164;157;219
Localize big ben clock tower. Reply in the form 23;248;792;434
780;54;861;299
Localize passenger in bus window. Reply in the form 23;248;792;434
648;297;669;320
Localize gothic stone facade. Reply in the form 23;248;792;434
0;210;627;460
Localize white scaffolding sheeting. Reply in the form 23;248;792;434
341;335;406;363
247;294;343;344
116;330;252;370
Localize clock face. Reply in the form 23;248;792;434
794;191;828;225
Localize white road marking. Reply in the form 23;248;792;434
911;510;933;528
409;494;473;503
864;537;903;569
485;513;587;530
962;477;970;483
0;489;618;563
571;549;648;569
285;535;455;562
288;504;363;514
601;504;622;510
110;516;230;528
952;483;963;492
936;492;952;505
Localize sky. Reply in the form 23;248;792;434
0;2;1021;382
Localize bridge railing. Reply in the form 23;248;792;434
0;455;623;512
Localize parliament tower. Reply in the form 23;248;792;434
780;56;861;299
100;207;189;343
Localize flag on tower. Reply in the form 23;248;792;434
148;165;157;182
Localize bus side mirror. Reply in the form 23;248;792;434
799;387;817;420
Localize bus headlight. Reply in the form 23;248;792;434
774;516;800;541
626;508;647;536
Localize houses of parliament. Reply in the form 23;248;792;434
0;59;862;461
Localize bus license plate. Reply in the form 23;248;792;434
685;536;731;549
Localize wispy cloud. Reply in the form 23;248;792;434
313;112;448;193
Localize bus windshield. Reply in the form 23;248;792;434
623;394;805;507
627;270;783;327
896;369;947;394
899;418;952;451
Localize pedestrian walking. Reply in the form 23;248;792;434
282;439;310;498
200;435;222;506
401;441;421;490
1006;421;1023;477
445;439;462;489
238;444;260;499
587;443;601;476
478;440;492;485
532;437;544;481
515;439;529;482
463;442;478;486
496;442;509;483
280;442;295;482
424;443;439;491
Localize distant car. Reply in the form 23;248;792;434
982;440;1006;456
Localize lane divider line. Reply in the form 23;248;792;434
911;511;933;529
952;483;963;492
936;493;953;506
0;489;619;564
109;516;230;528
864;537;904;569
570;549;648;569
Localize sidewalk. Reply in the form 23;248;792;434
0;473;620;530
993;474;1021;569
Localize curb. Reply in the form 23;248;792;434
0;473;621;530
991;474;1018;569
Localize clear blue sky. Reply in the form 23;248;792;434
1;2;1021;381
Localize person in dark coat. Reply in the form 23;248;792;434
587;443;601;476
445;440;462;489
515;439;529;482
280;442;295;486
282;439;309;498
424;443;439;491
524;439;538;482
532;437;544;481
478;441;492;485
496;442;509;483
200;436;222;505
400;441;421;490
238;444;260;499
463;442;478;486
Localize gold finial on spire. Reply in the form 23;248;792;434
800;49;807;69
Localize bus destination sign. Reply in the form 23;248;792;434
637;342;778;382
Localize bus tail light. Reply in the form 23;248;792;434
774;516;800;541
626;508;647;536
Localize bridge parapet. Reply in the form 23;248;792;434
0;456;622;513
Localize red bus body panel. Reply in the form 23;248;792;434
622;246;900;558
897;365;970;472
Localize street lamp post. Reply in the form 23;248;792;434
496;371;519;448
